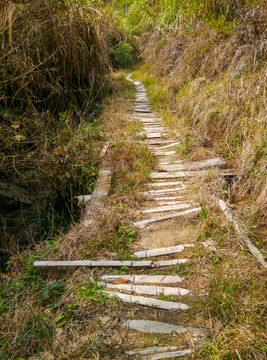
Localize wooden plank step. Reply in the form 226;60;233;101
151;170;236;179
142;187;184;195
154;151;176;156
146;140;175;145
149;142;180;150
154;196;183;201
138;117;163;121
146;133;167;139
109;293;189;310
157;201;186;205
33;260;153;268
140;204;191;214
155;259;188;267
101;283;189;296
147;181;185;187
134;244;194;258
144;350;191;359
135;114;161;118
151;171;198;179
101;275;184;284
125;345;180;356
141;122;160;125
134;109;152;113
133;207;201;228
159;160;182;165
143;127;165;131
124;320;202;334
159;157;226;172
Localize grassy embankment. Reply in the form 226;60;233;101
0;1;156;358
126;1;267;358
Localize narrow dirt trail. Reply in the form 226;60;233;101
96;76;228;359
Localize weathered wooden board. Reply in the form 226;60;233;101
159;160;183;165
109;293;189;310
159;158;226;172
149;142;180;150
154;151;177;156
138;117;163;121
157;201;185;205
125;346;179;356
155;259;188;267
151;170;236;179
142;187;184;195
141;204;191;214
101;275;184;284
133;207;201;228
148;181;185;187
147;350;191;359
150;171;197;179
101;283;189;296
154;196;183;201
134;109;152;113
134;244;194;258
146;140;174;145
146;133;165;139
124;320;201;334
143;126;163;129
219;200;267;270
141;122;161;125
33;260;153;268
135;106;151;110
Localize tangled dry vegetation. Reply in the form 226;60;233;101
0;0;136;245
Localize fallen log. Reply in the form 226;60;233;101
219;200;267;270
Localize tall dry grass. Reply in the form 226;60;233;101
0;0;134;247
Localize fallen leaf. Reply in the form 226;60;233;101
110;317;119;328
110;277;130;284
157;168;166;172
14;134;26;141
11;121;20;129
